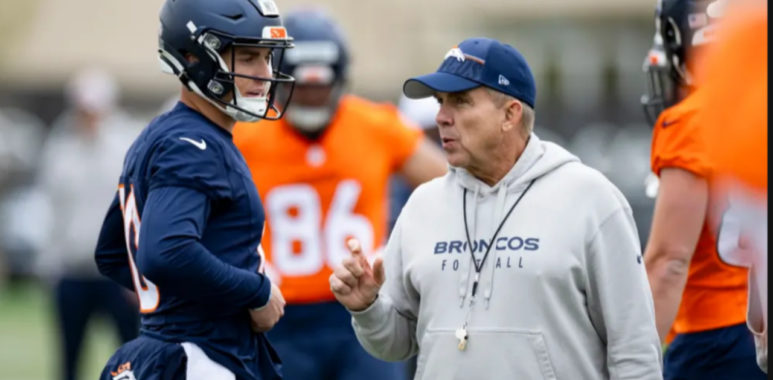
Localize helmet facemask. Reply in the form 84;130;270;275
641;39;679;126
282;63;345;134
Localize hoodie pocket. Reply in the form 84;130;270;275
414;327;557;380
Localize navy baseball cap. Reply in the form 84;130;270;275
403;37;536;108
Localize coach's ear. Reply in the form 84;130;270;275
502;98;523;133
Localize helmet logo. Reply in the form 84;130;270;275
270;27;286;38
444;47;465;62
262;26;288;39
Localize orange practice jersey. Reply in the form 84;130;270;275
699;1;767;194
697;2;767;350
651;91;749;335
234;95;423;304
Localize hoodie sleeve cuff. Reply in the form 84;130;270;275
349;295;390;329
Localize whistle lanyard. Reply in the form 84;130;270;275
456;179;536;351
462;178;536;299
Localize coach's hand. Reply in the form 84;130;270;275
330;238;385;312
249;282;285;332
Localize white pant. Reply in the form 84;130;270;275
180;342;236;380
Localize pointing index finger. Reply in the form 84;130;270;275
347;238;371;270
347;238;362;256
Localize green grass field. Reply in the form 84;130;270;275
0;278;668;380
0;280;122;380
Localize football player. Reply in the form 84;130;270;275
94;0;294;378
698;0;767;372
641;0;765;378
233;8;447;380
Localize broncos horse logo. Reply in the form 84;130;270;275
444;47;466;62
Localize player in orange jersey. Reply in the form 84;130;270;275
640;0;766;378
697;0;767;372
233;8;447;380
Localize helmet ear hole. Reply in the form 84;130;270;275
184;53;199;64
663;18;682;51
207;80;225;96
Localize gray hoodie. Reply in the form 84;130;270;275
351;134;663;379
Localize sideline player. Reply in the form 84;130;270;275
641;0;765;378
698;0;767;372
233;8;447;380
94;0;294;378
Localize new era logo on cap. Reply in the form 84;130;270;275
402;37;536;108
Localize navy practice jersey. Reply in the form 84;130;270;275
95;102;280;379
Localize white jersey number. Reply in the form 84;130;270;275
716;194;767;269
266;180;373;277
716;208;744;265
118;185;160;313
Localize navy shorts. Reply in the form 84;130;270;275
100;336;240;380
664;323;766;380
266;301;407;380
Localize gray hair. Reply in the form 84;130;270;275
486;88;534;137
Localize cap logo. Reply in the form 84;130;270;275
498;75;510;86
444;47;466;62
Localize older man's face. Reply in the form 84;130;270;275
434;87;505;170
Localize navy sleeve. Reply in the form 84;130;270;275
95;193;134;290
136;186;271;310
148;135;232;200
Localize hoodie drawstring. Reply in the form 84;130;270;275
458;184;480;307
461;178;536;308
483;184;509;308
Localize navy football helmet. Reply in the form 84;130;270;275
158;0;295;121
641;0;723;125
277;8;350;136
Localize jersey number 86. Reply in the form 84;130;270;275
266;180;374;277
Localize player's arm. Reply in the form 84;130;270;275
95;193;134;290
136;185;271;310
586;205;663;379
398;138;447;188
643;167;707;341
